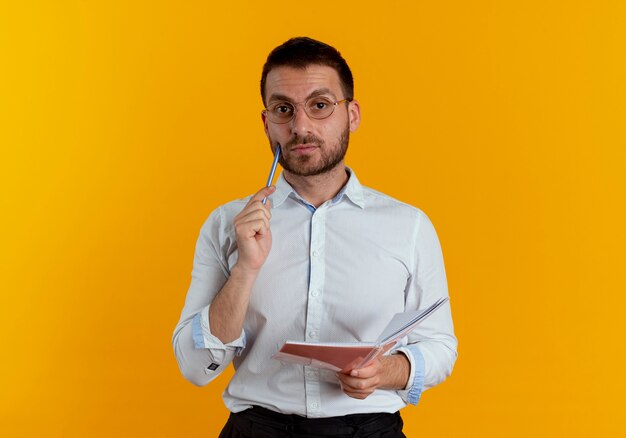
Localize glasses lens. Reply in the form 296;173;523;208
266;97;339;123
267;102;295;123
305;97;335;119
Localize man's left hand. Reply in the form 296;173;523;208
337;354;410;400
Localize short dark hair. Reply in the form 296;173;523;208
260;37;354;105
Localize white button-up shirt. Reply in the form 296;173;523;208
173;169;457;417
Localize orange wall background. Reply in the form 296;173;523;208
1;1;625;436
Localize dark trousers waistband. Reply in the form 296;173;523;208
219;406;405;438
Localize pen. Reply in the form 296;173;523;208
262;144;281;205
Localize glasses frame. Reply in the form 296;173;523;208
263;97;351;124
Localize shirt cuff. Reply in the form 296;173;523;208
191;306;246;356
392;344;425;405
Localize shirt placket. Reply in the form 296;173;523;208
303;205;327;417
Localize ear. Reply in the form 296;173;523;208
261;110;270;138
348;100;361;132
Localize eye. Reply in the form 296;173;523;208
271;102;294;116
309;98;331;112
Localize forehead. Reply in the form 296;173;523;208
264;65;343;102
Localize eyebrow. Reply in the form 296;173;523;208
267;88;337;104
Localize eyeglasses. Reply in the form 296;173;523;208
264;96;351;124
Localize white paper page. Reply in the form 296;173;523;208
376;297;449;343
283;341;377;347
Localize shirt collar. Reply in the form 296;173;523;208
271;173;294;208
271;167;365;209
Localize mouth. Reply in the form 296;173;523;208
290;143;319;153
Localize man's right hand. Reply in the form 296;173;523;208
208;185;277;344
232;186;277;273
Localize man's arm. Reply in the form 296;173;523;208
400;212;457;399
208;186;275;343
172;186;275;386
337;211;457;402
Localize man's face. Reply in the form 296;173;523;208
262;65;360;177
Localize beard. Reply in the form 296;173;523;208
273;127;350;177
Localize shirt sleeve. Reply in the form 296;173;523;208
172;207;245;386
391;344;426;405
399;211;458;403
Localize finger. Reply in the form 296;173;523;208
341;385;375;399
247;186;276;207
236;208;271;225
349;360;382;378
342;384;374;395
343;386;374;395
344;390;373;400
235;201;272;224
340;378;377;392
337;373;379;392
235;219;271;239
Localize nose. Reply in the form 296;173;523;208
290;103;315;136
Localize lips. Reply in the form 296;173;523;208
285;135;323;149
290;144;318;153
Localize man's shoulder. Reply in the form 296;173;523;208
360;185;427;219
220;196;252;213
205;196;252;219
197;196;252;236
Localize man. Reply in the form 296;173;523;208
173;37;457;437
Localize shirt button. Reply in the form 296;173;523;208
310;289;319;297
310;402;319;409
312;250;319;257
309;331;317;338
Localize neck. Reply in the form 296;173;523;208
283;163;349;208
